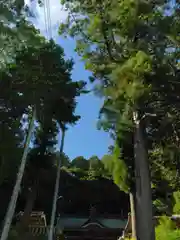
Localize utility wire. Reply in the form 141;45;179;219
46;0;52;39
43;0;49;38
43;0;52;40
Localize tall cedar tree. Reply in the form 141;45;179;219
59;1;180;240
17;119;58;238
0;39;85;240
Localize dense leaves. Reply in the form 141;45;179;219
0;37;85;186
0;0;180;239
0;0;44;68
0;22;86;239
59;0;180;239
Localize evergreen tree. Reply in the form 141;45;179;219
17;120;58;238
0;38;85;240
59;1;180;239
102;138;137;239
71;156;89;170
0;0;43;68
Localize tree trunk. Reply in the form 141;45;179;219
17;176;39;239
48;126;65;240
0;107;36;240
129;192;137;239
133;111;155;240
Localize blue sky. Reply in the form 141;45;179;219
26;0;113;160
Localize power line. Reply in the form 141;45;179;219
43;0;49;38
46;0;52;39
43;0;52;40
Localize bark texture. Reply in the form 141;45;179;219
48;127;65;240
129;192;137;239
133;111;155;240
0;108;36;240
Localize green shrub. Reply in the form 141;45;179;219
173;191;180;214
155;216;180;240
124;216;180;240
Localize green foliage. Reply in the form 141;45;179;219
0;37;85;217
59;0;180;221
155;216;180;240
71;156;89;170
173;191;180;214
87;156;107;179
150;145;180;215
102;142;129;193
0;38;85;131
67;167;88;179
57;152;71;168
153;199;169;216
0;1;44;68
7;39;85;127
27;120;58;171
59;0;180;136
62;155;110;180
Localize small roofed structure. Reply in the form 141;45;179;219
56;206;127;240
15;211;47;236
16;211;47;227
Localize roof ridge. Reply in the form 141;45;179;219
81;218;105;228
